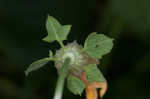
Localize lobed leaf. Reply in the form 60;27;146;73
67;74;85;96
25;58;50;76
84;32;114;59
43;15;71;43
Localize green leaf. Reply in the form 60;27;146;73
84;64;105;83
25;58;50;76
43;15;71;43
84;32;114;59
67;74;85;96
49;50;53;57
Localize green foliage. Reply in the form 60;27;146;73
49;50;53;57
67;75;85;96
66;65;106;96
25;16;114;98
67;64;106;96
25;58;50;76
43;15;71;44
84;64;105;83
84;32;114;59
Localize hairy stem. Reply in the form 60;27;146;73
59;41;65;49
54;58;70;99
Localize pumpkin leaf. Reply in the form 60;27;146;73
43;15;71;44
84;64;106;83
67;74;85;96
84;32;114;59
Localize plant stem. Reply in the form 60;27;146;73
59;41;65;49
54;58;70;99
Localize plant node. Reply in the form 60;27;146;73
55;41;99;77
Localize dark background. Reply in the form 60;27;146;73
0;0;150;99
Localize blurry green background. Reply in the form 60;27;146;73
0;0;150;99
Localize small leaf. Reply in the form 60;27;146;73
84;32;114;59
43;15;71;43
25;58;50;76
84;64;106;83
49;50;53;57
67;74;85;96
